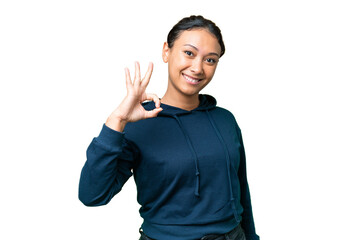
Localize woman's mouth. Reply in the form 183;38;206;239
182;73;203;85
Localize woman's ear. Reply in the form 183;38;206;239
162;42;170;63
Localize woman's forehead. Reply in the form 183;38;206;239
173;29;221;54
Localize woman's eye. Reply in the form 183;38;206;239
184;51;193;56
206;58;217;64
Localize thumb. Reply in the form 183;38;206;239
143;107;163;119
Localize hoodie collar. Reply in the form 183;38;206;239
142;94;216;115
156;94;217;116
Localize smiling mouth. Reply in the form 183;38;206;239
182;73;203;85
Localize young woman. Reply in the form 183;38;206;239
79;15;260;240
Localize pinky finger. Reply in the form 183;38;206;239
141;62;154;88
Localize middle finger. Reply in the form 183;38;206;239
134;61;141;85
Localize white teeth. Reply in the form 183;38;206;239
183;74;200;83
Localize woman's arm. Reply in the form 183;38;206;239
78;124;138;206
237;125;260;240
79;62;162;206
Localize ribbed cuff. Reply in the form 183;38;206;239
95;124;125;148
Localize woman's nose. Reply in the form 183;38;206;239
190;59;204;75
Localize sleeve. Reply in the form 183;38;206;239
236;125;260;240
78;124;139;206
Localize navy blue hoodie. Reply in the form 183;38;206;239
79;94;259;240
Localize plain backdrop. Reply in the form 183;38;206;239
1;0;359;239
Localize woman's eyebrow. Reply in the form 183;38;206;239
183;44;220;57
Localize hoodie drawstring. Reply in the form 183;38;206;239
172;111;240;222
206;110;240;223
173;115;201;197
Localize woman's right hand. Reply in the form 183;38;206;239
105;61;162;132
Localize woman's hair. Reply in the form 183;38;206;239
167;15;225;57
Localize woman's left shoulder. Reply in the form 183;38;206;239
212;106;236;118
210;106;238;126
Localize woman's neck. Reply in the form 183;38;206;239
161;91;200;111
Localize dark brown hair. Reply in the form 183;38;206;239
167;15;225;57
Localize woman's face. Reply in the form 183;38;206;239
162;28;222;97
